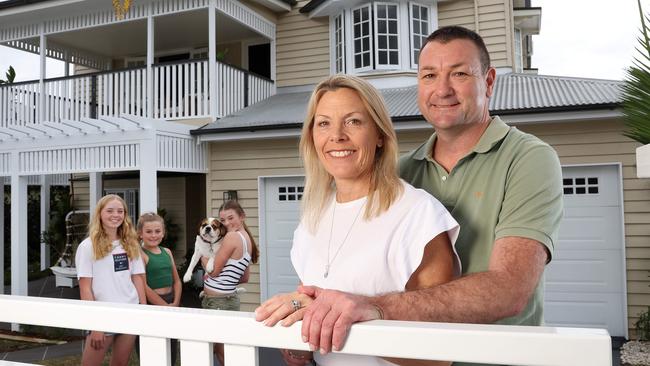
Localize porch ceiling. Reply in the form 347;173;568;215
45;9;264;59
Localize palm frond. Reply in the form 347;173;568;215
623;0;650;144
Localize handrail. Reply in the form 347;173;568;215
0;59;274;88
0;295;612;366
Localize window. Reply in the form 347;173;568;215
562;177;599;195
409;2;430;68
352;4;373;71
374;3;400;68
333;1;436;74
334;13;346;73
278;186;304;201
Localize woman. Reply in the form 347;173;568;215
255;75;461;366
76;195;146;366
201;200;259;365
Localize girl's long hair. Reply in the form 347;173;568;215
89;194;140;260
219;200;259;264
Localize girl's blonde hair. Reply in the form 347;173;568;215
219;200;259;264
89;194;140;260
300;74;403;232
136;212;165;234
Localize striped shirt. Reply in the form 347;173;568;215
203;231;251;294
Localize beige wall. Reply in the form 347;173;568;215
207;138;303;311
438;0;512;69
206;117;650;336
275;0;330;87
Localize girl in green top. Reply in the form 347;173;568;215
138;212;182;364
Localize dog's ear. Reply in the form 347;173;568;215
217;220;228;238
197;218;207;232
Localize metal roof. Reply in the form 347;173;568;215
193;73;623;135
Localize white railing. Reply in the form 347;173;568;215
0;295;611;366
0;59;274;126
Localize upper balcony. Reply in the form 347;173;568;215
0;0;280;126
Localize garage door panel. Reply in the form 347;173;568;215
557;207;622;251
544;292;626;336
562;165;620;206
266;247;299;284
266;211;300;249
546;250;624;293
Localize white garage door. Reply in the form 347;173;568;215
259;176;304;301
544;164;627;337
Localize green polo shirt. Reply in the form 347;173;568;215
400;116;563;329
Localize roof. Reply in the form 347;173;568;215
300;0;325;13
193;73;623;135
0;0;296;10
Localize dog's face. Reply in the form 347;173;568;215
198;217;227;244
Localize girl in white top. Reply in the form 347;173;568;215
256;75;460;366
76;194;146;366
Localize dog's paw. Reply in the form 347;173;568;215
182;273;192;283
235;287;247;294
199;291;206;299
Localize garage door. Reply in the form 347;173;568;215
544;164;627;337
259;176;304;301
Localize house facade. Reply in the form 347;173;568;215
0;0;647;341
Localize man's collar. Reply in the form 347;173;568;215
413;116;510;161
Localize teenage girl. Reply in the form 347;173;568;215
200;200;259;365
76;194;146;366
137;212;182;364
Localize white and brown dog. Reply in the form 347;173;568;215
183;217;227;283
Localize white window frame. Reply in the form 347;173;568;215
333;12;346;73
351;4;374;72
408;1;431;69
331;1;438;75
374;2;401;69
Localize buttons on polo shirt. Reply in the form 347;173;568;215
441;176;447;181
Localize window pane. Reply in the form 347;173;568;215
389;51;398;64
363;37;370;50
412;5;420;18
378;20;386;33
389;35;398;49
389;20;397;34
379;52;387;64
388;5;397;18
354;9;360;23
379;35;387;49
355;39;361;50
413;21;420;34
363;22;369;34
414;37;421;49
363;53;370;66
378;5;386;18
354;24;361;37
355;54;362;68
422;8;428;21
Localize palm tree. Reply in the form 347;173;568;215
0;66;15;85
623;0;650;144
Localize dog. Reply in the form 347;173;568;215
183;217;227;283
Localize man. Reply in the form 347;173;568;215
297;26;564;364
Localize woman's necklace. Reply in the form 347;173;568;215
324;199;364;278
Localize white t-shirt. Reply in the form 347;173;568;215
75;237;145;304
291;180;460;366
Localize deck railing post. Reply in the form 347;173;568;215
244;73;249;108
90;75;97;119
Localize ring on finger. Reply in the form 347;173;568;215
291;299;301;312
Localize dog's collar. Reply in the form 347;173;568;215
198;235;214;245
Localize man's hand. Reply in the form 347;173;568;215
297;285;382;354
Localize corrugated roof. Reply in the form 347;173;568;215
193;73;623;135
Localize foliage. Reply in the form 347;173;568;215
623;0;650;144
41;187;74;266
636;306;650;341
0;66;15;85
157;208;179;251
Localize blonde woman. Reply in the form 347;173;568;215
76;194;146;366
256;75;461;366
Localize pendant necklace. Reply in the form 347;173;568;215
324;198;364;278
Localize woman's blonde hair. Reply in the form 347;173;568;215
89;194;140;260
300;74;403;232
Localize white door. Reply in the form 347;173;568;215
544;164;627;337
260;176;304;301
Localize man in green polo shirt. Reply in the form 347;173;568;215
296;26;563;364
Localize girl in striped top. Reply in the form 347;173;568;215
200;200;259;365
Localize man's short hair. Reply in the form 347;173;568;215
421;26;491;73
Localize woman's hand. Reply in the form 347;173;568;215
88;330;106;350
280;348;313;366
255;291;313;327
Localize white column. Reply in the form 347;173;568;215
11;153;28;305
147;4;154;119
39;26;47;123
64;50;70;77
40;175;51;270
139;139;157;214
270;39;277;94
208;0;218;120
89;172;102;218
0;180;4;294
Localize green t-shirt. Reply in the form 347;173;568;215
400;116;563;330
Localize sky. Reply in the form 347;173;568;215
0;0;648;82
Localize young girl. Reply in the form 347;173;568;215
137;212;182;364
75;194;146;366
201;200;259;365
